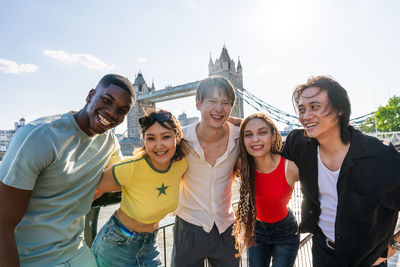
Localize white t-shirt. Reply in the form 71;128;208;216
317;146;340;241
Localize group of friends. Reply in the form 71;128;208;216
0;73;399;267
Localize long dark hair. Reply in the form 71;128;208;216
233;113;282;256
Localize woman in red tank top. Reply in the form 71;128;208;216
234;113;300;267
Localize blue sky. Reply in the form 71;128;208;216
1;0;399;132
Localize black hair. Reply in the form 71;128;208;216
135;109;185;161
293;75;351;144
97;74;136;102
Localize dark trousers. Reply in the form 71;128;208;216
312;230;387;267
248;211;299;267
170;216;239;267
312;232;336;267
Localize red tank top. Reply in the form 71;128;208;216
255;156;294;223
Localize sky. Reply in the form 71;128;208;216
1;0;399;133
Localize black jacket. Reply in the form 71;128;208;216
281;127;400;267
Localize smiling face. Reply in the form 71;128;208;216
297;87;341;141
196;87;232;129
144;121;178;171
83;84;134;136
243;118;276;159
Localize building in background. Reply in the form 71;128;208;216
208;45;244;118
0;118;25;160
178;112;198;127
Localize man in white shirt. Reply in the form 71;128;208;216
171;75;240;267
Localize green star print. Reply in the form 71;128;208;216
156;182;169;197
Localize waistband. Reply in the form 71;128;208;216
111;212;158;238
314;227;335;250
256;209;295;226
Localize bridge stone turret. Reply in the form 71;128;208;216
122;72;156;155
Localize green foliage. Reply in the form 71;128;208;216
360;95;400;132
359;116;376;133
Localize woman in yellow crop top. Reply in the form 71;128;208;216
91;110;188;267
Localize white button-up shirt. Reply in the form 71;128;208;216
175;122;240;233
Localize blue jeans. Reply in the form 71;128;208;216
91;213;162;267
248;211;299;267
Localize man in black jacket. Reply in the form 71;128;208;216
282;76;400;266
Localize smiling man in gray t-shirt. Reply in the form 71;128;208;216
0;74;135;266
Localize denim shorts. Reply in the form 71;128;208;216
91;212;162;267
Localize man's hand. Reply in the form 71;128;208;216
372;246;396;266
227;116;242;127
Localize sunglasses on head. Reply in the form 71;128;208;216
139;112;173;128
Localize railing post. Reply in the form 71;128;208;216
163;227;167;267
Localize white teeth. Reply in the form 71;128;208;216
306;123;317;128
155;151;167;155
211;115;223;119
251;145;263;149
98;114;111;126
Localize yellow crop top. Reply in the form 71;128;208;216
112;156;187;224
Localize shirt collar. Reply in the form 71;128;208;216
183;121;239;142
183;122;240;162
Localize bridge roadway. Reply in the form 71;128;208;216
137;81;200;103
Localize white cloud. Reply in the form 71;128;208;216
137;57;147;63
43;50;113;70
0;58;38;74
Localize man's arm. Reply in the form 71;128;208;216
0;182;32;266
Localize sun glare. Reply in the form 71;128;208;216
256;0;314;41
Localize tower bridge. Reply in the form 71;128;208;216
121;46;245;155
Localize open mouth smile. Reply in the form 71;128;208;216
305;122;317;129
211;114;224;120
154;151;168;156
250;144;264;151
98;113;112;127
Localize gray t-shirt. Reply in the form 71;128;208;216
0;112;121;266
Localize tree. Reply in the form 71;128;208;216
360;95;400;132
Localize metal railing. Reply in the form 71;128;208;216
85;182;312;266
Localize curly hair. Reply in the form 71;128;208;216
233;112;282;256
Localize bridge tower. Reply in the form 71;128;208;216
123;72;155;154
208;45;244;118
